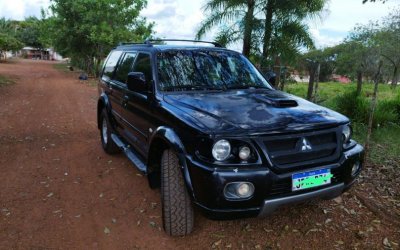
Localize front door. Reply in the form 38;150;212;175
123;52;154;157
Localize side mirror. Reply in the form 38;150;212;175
264;71;276;85
127;72;147;93
269;75;276;85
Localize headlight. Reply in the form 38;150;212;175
238;146;251;161
342;124;352;144
212;139;231;161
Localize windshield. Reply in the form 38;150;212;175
157;50;272;91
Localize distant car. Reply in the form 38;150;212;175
97;39;364;236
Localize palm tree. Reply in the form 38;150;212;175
195;0;256;57
261;0;326;62
0;18;14;35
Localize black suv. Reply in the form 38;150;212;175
97;39;364;236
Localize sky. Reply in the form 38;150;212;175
0;0;399;49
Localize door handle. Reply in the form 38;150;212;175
122;95;129;108
106;83;113;94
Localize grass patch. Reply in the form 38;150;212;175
0;75;15;86
352;123;400;164
285;82;400;164
286;82;400;109
53;62;98;88
53;62;74;73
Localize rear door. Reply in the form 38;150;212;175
123;52;154;156
111;52;138;136
100;50;123;132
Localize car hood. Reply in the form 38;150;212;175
163;89;349;135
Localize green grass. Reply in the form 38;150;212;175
53;62;73;73
53;62;98;87
0;75;14;86
353;123;400;163
285;82;400;109
285;82;400;164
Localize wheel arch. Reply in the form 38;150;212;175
147;126;195;199
97;93;112;130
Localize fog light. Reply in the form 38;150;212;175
351;161;361;176
237;183;252;197
224;182;255;200
239;146;251;161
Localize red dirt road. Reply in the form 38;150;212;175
0;60;399;249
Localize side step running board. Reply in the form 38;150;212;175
111;133;147;174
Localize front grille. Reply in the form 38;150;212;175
263;128;340;168
269;167;343;197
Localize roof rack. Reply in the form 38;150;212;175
117;42;152;47
144;39;224;48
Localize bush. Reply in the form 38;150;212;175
333;91;369;123
333;90;400;127
374;101;398;127
375;93;400;126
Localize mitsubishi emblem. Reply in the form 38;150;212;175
300;138;312;152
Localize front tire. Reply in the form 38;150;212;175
161;149;194;236
99;109;119;154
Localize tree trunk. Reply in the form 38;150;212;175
356;71;363;96
312;63;320;102
95;57;102;78
273;56;281;89
280;68;286;91
262;0;275;60
391;65;398;88
364;61;383;163
242;0;255;57
307;65;315;101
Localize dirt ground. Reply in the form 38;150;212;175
0;59;399;250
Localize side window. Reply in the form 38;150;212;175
102;51;123;81
114;52;137;84
132;53;153;84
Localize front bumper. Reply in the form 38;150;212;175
259;183;344;216
187;143;364;219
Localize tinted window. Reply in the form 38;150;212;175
102;51;123;81
157;50;271;91
114;52;137;83
132;53;153;84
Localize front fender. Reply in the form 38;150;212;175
149;126;195;199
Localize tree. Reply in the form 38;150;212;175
0;33;23;60
16;16;51;59
333;24;379;95
196;0;327;66
364;60;383;162
195;0;256;57
260;0;325;63
0;18;14;35
0;18;23;60
301;48;336;101
47;0;155;76
376;9;400;87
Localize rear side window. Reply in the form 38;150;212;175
102;51;123;81
114;52;137;84
132;53;153;84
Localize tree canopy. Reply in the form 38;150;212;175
0;18;23;60
196;0;327;68
47;0;155;75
